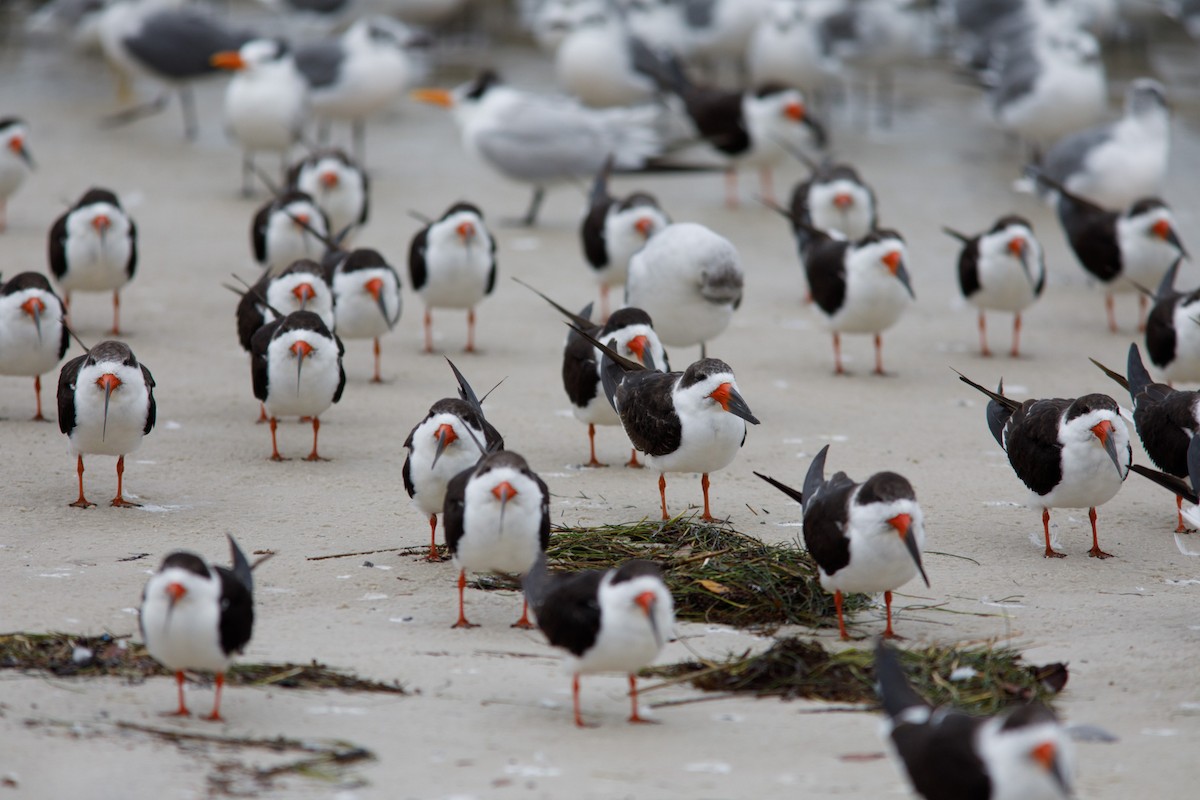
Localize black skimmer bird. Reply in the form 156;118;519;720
139;535;255;721
945;215;1046;358
0;272;69;421
250;310;345;461
1035;173;1186;333
874;640;1074;800
580;327;759;520
443;449;550;629
624;222;743;356
287;148;369;240
1093;343;1200;532
57;340;155;508
325;247;401;383
957;372;1130;558
295;16;420;161
755;445;929;640
408;201;496;353
251;189;331;276
1144;259;1200;384
632;41;826;206
403;358;504;561
580;157;670;320
411;70;663;226
523;553;674;727
1030;77;1170;211
96;2;256;140
801;227;914;375
0;118;34;232
211;39;309;197
518;280;668;468
788;160;878;252
48;187;137;336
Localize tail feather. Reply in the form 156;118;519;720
589;155;614;209
955;370;1019;448
1090;357;1130;396
1156;257;1183;300
874;640;929;720
228;534;254;594
754;471;804;508
802;444;830;512
1130;463;1199;505
1126;343;1153;401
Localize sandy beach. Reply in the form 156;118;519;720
1;5;1199;798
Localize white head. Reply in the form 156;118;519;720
847;230;914;297
979;707;1074;800
596;560;675;655
671;358;759;426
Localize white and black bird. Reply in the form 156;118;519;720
1036;173;1186;333
801;227;914;375
0;117;34;232
624;222;743;357
580;157;670;319
443;449;550;629
403;359;504;561
411;70;663;226
251;310;345;461
874;640;1074;800
211;38;309;196
324;247;401;383
234;258;336;356
1144;259;1200;384
633;41;826;207
755;444;929;640
1031;77;1170;212
139;535;255;722
958;372;1131;559
0;272;69;421
251;189;331;276
788;160;878;249
408;201;497;353
287;148;369;239
582;328;759;521
523;553;674;728
48;187;137;336
57;340;155;508
946;215;1046;358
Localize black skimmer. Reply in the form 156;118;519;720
624;222;743;356
287;148;369;240
945;215;1046;358
580;326;759;520
1034;173;1186;332
403;358;504;561
411;70;663;226
755;444;929;640
788;160;878;252
408;201;496;353
48;187;137;336
56;340;155;508
443;449;550;629
139;535;255;721
1092;343;1200;532
802;227;914;375
523;553;674;727
96;2;256;140
518;280;668;468
251;189;331;276
324;247;401;383
1029;77;1170;211
0;118;34;232
632;42;826;206
1144;259;1200;384
250;310;345;461
211;39;310;197
874;640;1074;800
957;372;1130;558
580;157;670;320
294;16;420;161
0;272;69;421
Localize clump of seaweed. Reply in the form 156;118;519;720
644;637;1067;715
429;515;868;630
0;632;406;693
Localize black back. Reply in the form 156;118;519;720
1055;190;1121;282
802;470;856;576
612;370;684;457
955;233;983;298
805;235;851;315
529;567;605;657
562;304;601;409
214;565;254;656
125;8;256;79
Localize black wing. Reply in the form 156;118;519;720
1056;193;1121;282
802;474;855;576
213;566;255;657
532;569;606;657
251;202;272;265
408;225;429;292
955;237;982;298
401;452;416;499
331;332;346;404
56;353;86;435
1005;399;1071;496
484;235;498;296
126;217;139;280
141;363;156;435
48;210;69;280
442;467;471;554
562;313;601;409
358;170;370;226
249;318;282;402
614;371;683;457
891;710;991;800
805;238;850;315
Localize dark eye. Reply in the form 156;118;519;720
124;358;135;367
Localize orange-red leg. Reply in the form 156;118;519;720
110;290;121;336
658;474;668;520
1010;313;1022;357
626;449;642;469
511;596;535;629
423;308;434;353
1087;507;1113;559
1042;508;1067;558
978;311;991;357
835;590;849;640
257;402;268;424
599;284;610;322
1138;294;1148;333
584;424;606;468
882;590;899;639
32;375;47;421
371;337;382;383
628;674;653;724
832;332;844;375
572;674;588;728
700;473;713;522
426;514;440;562
69;455;94;508
452;569;478;628
873;334;885;375
1177;495;1187;533
1105;294;1117;333
166;670;190;717
268;417;286;461
204;673;226;722
304;416;326;461
111;455;140;507
465;308;476;353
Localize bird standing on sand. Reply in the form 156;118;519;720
325;247;401;383
48;187;137;336
287;148;369;239
0;272;68;421
251;190;331;276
